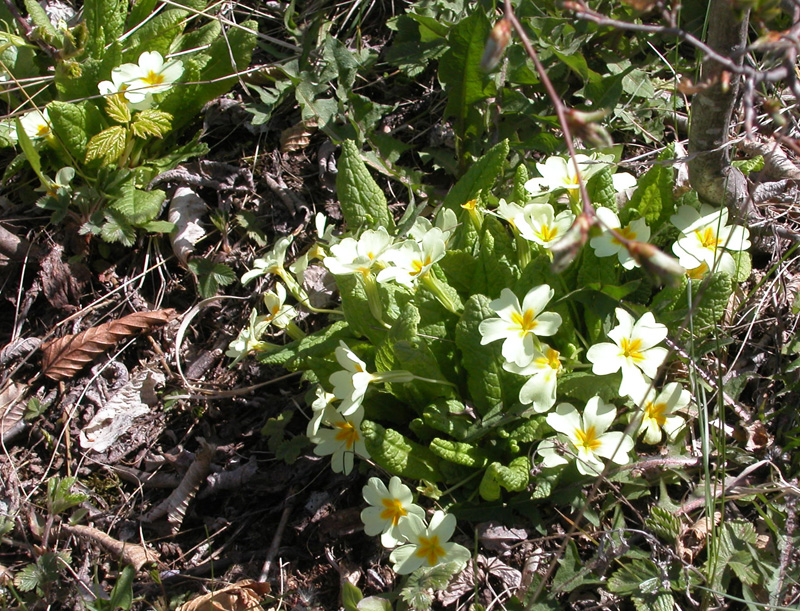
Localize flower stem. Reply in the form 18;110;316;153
363;272;391;329
285;321;306;341
421;273;462;315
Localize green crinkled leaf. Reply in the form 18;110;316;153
578;236;620;292
391;340;454;408
455;294;523;416
335;273;409;345
55;43;122;101
131;109;173;139
259;320;353;370
48;101;104;161
626;143;675;228
430;438;490;468
361;420;443;481
375;301;419;371
14;119;47;186
101;208;136;245
336;140;394;231
552;539;600;592
187;259;236;298
512;163;529;205
645;506;682;543
439;249;477;296
23;0;56;36
587;167;616;211
507;416;548;443
111;182;165;226
443;139;509;214
177;20;222;52
608;559;662;596
123;8;189;60
656;273;733;339
438;11;492;134
85;125;127;165
83;0;127;57
557;371;620;404
422;400;471;441
471;216;519;299
479;457;530;501
125;0;158;32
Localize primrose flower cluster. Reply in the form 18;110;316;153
361;477;470;575
233;142;751;508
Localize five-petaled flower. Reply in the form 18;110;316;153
113;51;184;103
671;204;750;277
309;405;369;475
479;285;563;367
225;309;274;365
517;204;576;249
19;109;52;139
324;227;393;278
503;344;562;412
389;510;471;575
586;308;668;398
631;382;690;444
524;153;635;203
537;397;634;475
377;227;447;287
361;477;425;548
589;207;650;269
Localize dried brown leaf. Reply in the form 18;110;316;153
169;187;208;266
176;580;270;611
0;381;27;440
280;117;317;152
41;309;177;381
141;439;216;533
39;244;90;313
60;523;159;571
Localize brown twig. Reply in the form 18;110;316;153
258;492;294;582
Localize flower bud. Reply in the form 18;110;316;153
481;19;511;72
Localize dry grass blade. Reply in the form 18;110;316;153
41;309;177;381
60;523;159;571
175;579;271;611
0;380;27;440
141;439;216;533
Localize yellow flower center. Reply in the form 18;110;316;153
415;535;446;566
644;401;667;428
379;498;408;526
36;123;50;137
687;262;709;279
334;420;360;450
144;70;166;86
511;309;538;334
620;337;644;362
574;425;602;452
545;347;561;370
410;256;432;277
539;224;558;242
462;199;477;210
611;224;638;245
696;227;721;251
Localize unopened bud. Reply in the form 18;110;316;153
481;19;511;72
565;108;612;149
627;241;685;286
550;213;592;272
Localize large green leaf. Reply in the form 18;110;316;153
48;101;104;162
443;139;509;214
471;216;519;299
361;420;444;481
123;8;189;60
336;140;394;231
626;143;675;228
83;0;127;58
438;11;492;138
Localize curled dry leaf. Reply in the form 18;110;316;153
169;187;208;266
677;511;721;563
41;309;177;381
175;579;270;611
39;244;90;313
60;523;159;571
0;381;27;441
141;438;216;533
280;116;317;152
79;369;165;452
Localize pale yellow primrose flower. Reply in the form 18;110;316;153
306;385;337;438
329;341;414;416
537;397;634;476
586;308;668;399
376;227;447;288
361;477;426;548
323;227;393;277
310;405;369;475
98;70;153;109
113;51;184;103
479;285;562;367
524;153;635;201
225;308;273;365
632;382;690;444
241;235;293;285
516;204;575;249
589;207;650;270
502;344;562;412
389;510;471;575
671;204;750;277
262;282;298;329
19;109;52;139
